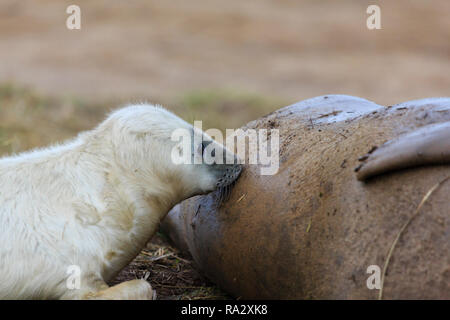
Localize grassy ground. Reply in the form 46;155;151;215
112;234;230;300
0;82;283;299
0;82;285;155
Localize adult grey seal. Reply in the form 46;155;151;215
162;95;450;299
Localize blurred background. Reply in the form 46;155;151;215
0;0;449;298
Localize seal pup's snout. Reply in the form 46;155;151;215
215;163;243;189
214;163;243;204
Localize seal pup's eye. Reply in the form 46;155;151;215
201;140;214;157
201;141;207;155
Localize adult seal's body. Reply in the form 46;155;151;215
0;104;241;299
162;95;450;299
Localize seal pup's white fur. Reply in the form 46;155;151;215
0;104;241;299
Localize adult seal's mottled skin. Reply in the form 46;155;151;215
162;95;450;299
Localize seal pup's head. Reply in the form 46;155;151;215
96;104;242;206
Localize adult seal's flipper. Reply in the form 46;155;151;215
356;121;450;181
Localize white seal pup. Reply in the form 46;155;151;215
0;104;242;299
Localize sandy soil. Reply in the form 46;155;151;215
0;0;449;107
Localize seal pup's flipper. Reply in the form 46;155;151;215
356;121;450;181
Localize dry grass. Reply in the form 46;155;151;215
0;82;283;156
0;82;106;155
111;234;231;300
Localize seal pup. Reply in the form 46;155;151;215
0;104;242;299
